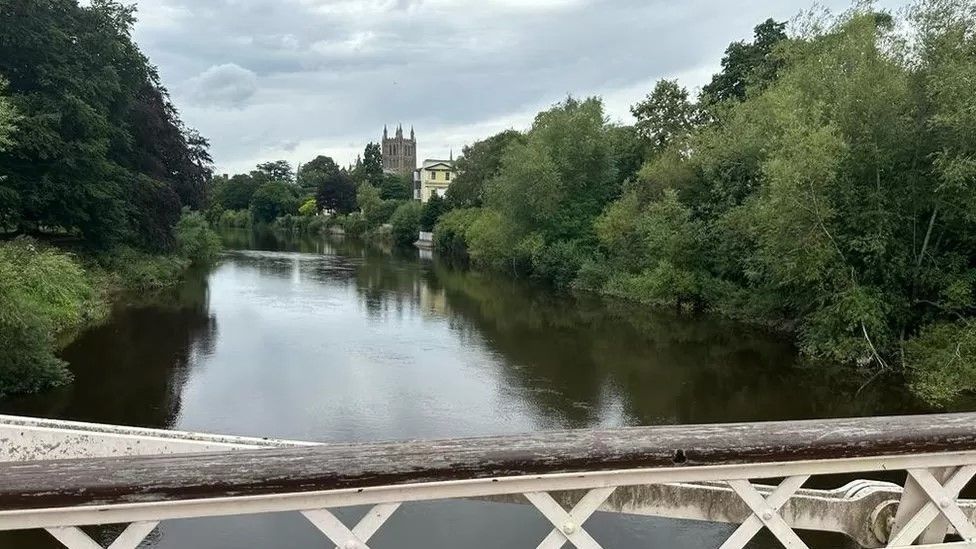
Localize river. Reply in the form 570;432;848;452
0;228;945;548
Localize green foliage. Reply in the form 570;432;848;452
94;246;189;291
175;209;221;265
466;96;618;283
420;193;448;231
255;160;294;183
214;173;261;211
630;80;698;154
315;170;357;214
0;80;18;152
356;183;398;228
389;201;423;246
0;0;212;247
446;130;525;208
250;182;299;223
306;215;329;235
298;197;318;216
380;173;412;200
298;155;339;194
337;212;368;236
355;142;383;186
433;208;481;259
0;238;103;396
906;321;976;404
217;209;251;228
701;18;789;104
432;3;976;401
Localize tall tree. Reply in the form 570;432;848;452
215;173;261;211
0;0;211;248
357;142;383;186
299;155;339;194
379;172;412;200
701;18;789;104
255;160;294;183
314;170;357;214
446;129;525;208
630;80;698;155
250;182;298;223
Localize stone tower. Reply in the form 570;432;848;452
381;124;417;177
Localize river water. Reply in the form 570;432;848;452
0;229;946;548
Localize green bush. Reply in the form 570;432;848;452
0;238;104;396
217;209;251;228
530;239;588;287
307;216;329;235
250;182;299;223
298;197;318;216
389;201;423;246
94;247;189;291
175;209;221;264
433;208;480;259
338;212;368;236
906;321;976;405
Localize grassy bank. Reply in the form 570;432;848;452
0;211;220;398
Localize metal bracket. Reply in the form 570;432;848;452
525;487;616;549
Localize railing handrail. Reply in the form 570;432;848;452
3;412;976;512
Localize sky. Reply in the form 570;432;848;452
127;0;906;175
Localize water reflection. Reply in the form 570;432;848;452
0;272;216;426
0;228;946;549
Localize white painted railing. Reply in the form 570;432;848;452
2;413;976;548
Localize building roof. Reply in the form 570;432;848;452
420;159;454;169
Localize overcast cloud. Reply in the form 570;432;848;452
128;0;907;175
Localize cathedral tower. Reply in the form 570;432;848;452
381;124;417;177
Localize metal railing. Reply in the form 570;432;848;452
2;413;976;548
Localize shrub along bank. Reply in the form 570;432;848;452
0;211;221;398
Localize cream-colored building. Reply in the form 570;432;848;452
414;159;456;203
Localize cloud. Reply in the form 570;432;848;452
131;0;910;175
187;63;258;108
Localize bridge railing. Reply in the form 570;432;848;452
2;413;976;548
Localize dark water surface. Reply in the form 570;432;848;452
0;229;941;548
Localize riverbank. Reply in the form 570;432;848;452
0;212;220;398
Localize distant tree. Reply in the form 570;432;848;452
630;80;698;154
255;160;294;183
215;174;260;211
380;172;412;200
389;201;423;246
299;155;339;194
250;182;299;223
606;125;644;184
701;18;788;104
420;193;448;231
446;129;525;208
315;170;357;214
358;143;383;186
298;197;317;216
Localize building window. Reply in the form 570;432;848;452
445;171;451;181
430;170;436;181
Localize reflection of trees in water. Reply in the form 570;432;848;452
0;271;217;429
427;262;930;428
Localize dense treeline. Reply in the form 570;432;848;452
0;0;220;396
431;1;976;403
208;145;437;246
0;0;212;249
